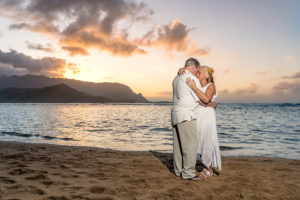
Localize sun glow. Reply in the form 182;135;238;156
64;68;105;83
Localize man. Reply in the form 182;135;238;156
171;57;202;181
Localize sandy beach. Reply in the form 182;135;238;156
0;141;299;200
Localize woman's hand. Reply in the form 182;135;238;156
178;67;185;75
186;77;197;91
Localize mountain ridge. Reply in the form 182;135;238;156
0;75;149;103
0;83;112;103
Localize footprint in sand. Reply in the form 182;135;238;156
46;195;69;200
4;153;26;160
5;184;45;195
9;161;21;165
59;186;84;192
43;181;54;186
5;184;24;191
9;168;34;175
90;186;117;195
28;185;45;195
17;164;28;168
25;174;46;180
60;164;68;169
0;176;16;184
90;186;106;193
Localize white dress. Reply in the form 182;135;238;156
195;83;222;170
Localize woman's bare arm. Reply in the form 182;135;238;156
200;101;217;108
186;77;215;104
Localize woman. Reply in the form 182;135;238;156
180;65;222;178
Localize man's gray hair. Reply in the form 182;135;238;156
184;57;200;68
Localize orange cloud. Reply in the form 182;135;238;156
1;0;152;56
155;19;190;51
136;19;209;56
60;32;147;56
61;46;89;56
285;56;297;62
224;69;230;73
1;1;209;57
9;22;58;36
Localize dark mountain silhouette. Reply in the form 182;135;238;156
0;84;112;103
0;75;149;103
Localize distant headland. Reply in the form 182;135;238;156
0;75;149;103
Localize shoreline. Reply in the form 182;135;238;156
1;139;298;161
1;141;300;200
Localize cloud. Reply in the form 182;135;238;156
271;72;300;100
60;31;147;56
272;80;300;95
285;56;297;62
26;41;54;52
185;43;210;57
217;83;261;102
233;83;259;95
1;0;153;56
156;19;190;51
1;1;209;57
282;70;300;79
219;89;230;95
9;22;58;35
0;49;78;77
224;69;230;73
273;81;291;90
0;62;27;76
136;19;209;57
61;46;89;56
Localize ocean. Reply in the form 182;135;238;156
0;103;299;159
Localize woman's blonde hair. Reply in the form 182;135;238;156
201;65;214;84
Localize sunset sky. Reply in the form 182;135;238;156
0;0;299;103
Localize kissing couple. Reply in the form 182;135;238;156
171;57;222;181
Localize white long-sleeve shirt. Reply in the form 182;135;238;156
171;71;201;125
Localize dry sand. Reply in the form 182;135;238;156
0;141;299;200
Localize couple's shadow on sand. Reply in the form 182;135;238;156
151;151;218;175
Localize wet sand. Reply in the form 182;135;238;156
0;141;299;200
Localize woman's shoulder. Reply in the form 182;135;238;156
207;82;214;87
206;82;215;89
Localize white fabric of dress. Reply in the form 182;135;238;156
195;83;222;170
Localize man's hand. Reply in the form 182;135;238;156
178;67;185;75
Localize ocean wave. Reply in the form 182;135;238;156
0;131;78;141
85;129;113;132
150;128;172;132
218;132;230;136
220;126;237;130
219;146;243;150
284;137;300;142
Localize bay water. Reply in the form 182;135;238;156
0;103;299;159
